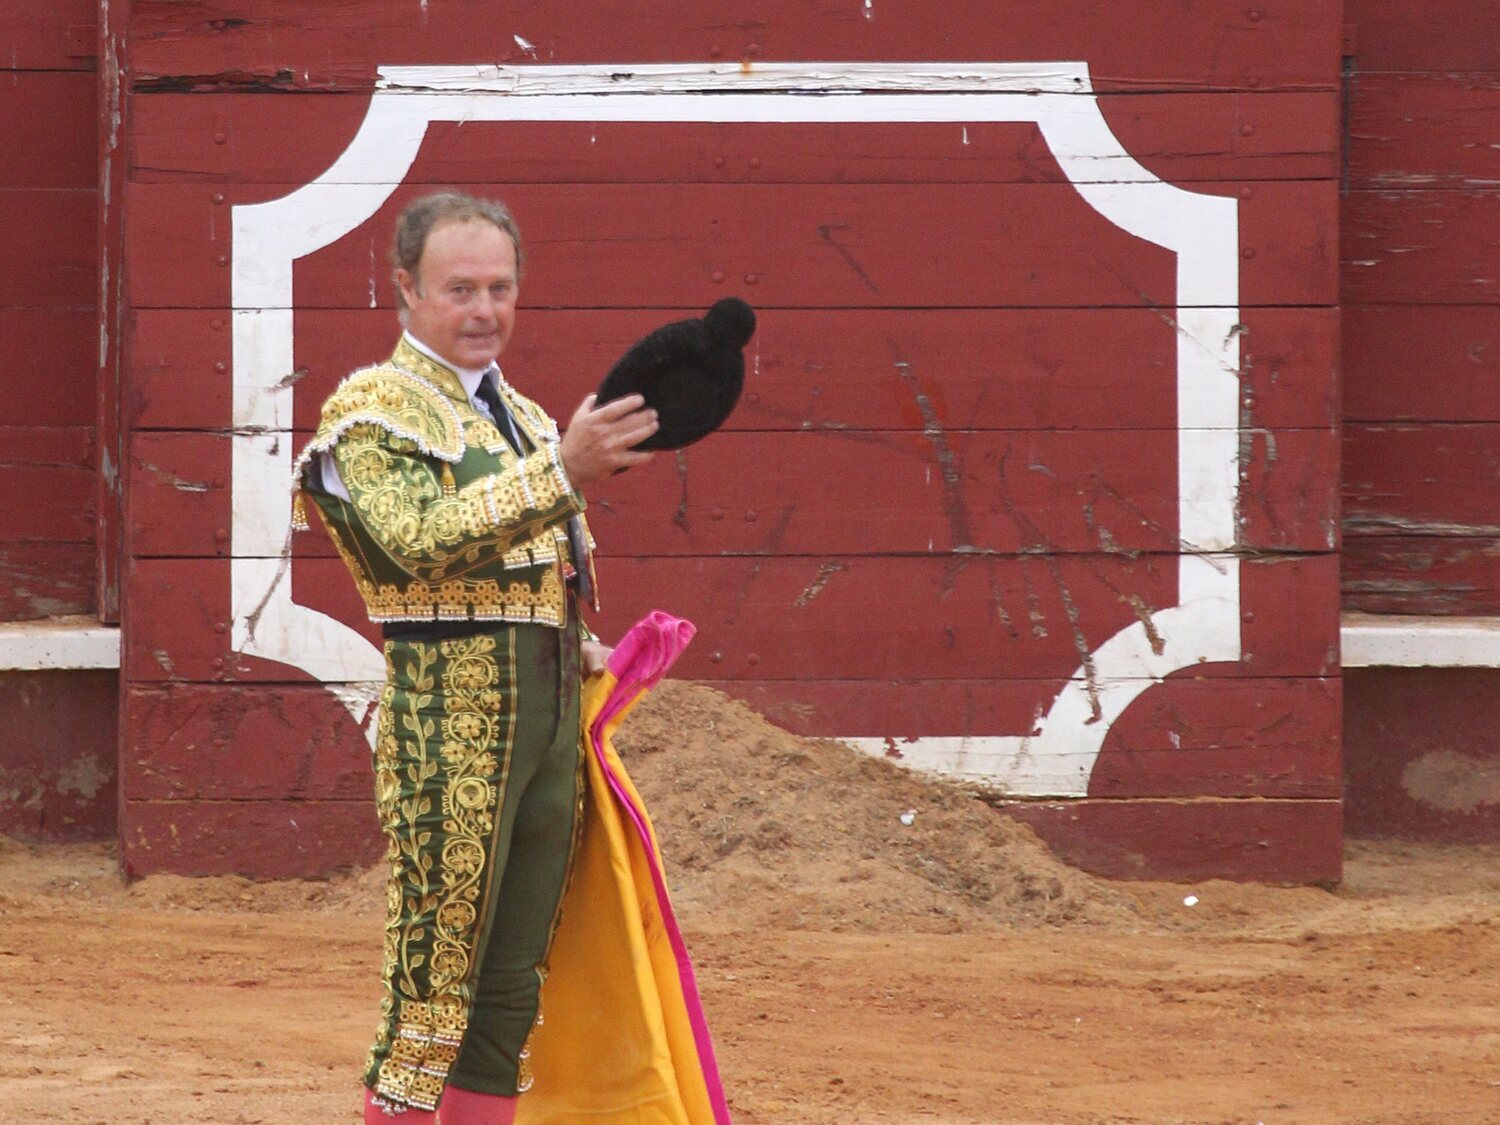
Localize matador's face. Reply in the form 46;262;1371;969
398;218;519;372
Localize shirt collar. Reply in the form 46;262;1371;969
402;331;498;402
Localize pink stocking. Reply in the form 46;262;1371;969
439;1085;519;1125
364;1088;438;1124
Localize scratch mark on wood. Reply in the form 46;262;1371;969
894;353;972;551
1043;558;1103;722
988;577;1019;639
1127;593;1166;654
817;224;880;294
1019;560;1047;639
1345;515;1500;538
672;450;690;532
141;462;211;493
793;561;844;607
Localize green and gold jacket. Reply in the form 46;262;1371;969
292;337;597;628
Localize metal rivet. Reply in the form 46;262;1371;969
214;529;229;544
712;270;726;283
213;131;227;144
709;44;722;58
1247;75;1260;88
214;622;227;634
713;155;725;168
744;510;758;522
1247;9;1262;21
749;157;761;170
1239;124;1255;137
215;361;227;373
745;273;758;285
1240;187;1253;199
746;43;761;56
745;393;760;405
709;508;725;521
709;651;723;664
1242;248;1256;259
217;255;229;266
1243;611;1256;623
747;653;760;667
212;193;225;204
210;317;225;329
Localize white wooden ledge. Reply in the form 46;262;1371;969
1341;612;1500;669
0;616;121;671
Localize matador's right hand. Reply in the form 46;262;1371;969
559;393;658;485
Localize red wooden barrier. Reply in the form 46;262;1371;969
116;3;1343;880
1339;0;1500;846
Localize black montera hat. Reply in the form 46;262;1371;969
595;298;756;451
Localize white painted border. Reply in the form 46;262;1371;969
231;61;1242;787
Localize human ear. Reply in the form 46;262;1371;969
395;268;422;307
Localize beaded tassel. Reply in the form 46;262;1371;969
440;462;457;496
292;490;309;531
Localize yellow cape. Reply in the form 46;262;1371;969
520;613;731;1124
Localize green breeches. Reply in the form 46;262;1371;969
364;621;583;1113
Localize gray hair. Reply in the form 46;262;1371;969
391;192;524;319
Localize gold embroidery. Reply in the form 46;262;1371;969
368;635;512;1113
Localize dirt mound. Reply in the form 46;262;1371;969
616;681;1134;932
5;680;1132;933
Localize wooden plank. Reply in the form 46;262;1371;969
126;180;1338;310
0;428;96;543
998;797;1342;883
1345;667;1500;844
126;0;1342;94
124;552;1340;684
1345;0;1500;71
128;91;1339;186
1344;424;1500;538
1343;306;1500;423
0;72;96;188
1343;536;1500;617
1348;73;1500;191
0;0;95;72
129;306;1340;434
129;425;1337;558
716;675;1339;798
1091;675;1338;798
0;189;96;308
0;543;96;620
0;670;117;842
0;311;99;426
120;798;383;878
123;683;372;801
1343;190;1500;305
119;674;1337;805
0;426;94;468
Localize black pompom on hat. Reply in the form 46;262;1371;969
595;298;756;451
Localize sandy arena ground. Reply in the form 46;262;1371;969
3;683;1498;1124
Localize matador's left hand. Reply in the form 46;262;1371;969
580;640;613;678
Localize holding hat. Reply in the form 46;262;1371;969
596;298;757;451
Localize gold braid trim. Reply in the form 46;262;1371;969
371;634;512;1112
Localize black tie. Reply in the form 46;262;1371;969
475;373;525;455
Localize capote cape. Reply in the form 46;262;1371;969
518;611;732;1125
